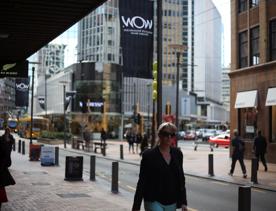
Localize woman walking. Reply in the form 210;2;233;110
132;122;188;211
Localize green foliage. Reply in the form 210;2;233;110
41;130;71;139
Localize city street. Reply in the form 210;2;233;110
4;131;276;211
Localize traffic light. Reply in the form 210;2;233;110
152;62;157;101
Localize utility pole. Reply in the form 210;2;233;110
30;66;35;144
157;0;163;127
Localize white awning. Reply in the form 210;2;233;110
266;87;276;106
235;90;257;108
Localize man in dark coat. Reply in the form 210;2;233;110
229;130;247;178
254;130;268;171
0;128;16;208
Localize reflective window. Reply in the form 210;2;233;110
239;0;247;13
250;26;259;65
239;31;248;68
239;108;257;139
270;20;276;61
250;0;259;8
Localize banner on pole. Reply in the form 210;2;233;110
15;78;29;107
119;0;153;79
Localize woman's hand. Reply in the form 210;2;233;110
181;204;188;211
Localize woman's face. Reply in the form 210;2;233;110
159;127;176;146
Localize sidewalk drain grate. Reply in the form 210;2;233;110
32;183;50;186
57;193;90;198
23;171;48;175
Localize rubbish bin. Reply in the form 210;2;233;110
29;144;42;161
64;156;83;181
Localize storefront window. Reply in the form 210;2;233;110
271;106;276;142
239;108;257;139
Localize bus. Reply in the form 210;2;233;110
17;116;50;139
7;118;18;132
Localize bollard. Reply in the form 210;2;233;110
251;158;258;184
194;145;197;151
102;144;106;156
238;186;251;211
55;147;59;166
90;155;96;181
18;140;21;153
120;144;124;160
22;141;25;155
111;161;119;193
208;154;214;176
13;142;16;151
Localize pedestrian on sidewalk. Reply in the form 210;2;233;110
135;133;142;154
253;130;268;171
229;129;247;178
0;127;16;210
132;122;188;211
140;133;149;156
100;128;107;145
126;130;135;154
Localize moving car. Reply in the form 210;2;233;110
183;131;197;140
202;129;217;141
208;134;230;148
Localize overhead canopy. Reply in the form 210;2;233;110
0;0;107;64
235;90;257;108
266;87;276;106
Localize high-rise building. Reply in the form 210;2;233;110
230;0;276;162
222;67;230;112
36;44;66;114
0;78;15;112
77;0;121;64
192;0;225;121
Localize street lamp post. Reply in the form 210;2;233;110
169;44;186;146
146;83;151;138
30;66;35;144
63;84;66;148
59;81;68;148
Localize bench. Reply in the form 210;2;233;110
194;140;214;152
72;138;85;150
93;141;107;154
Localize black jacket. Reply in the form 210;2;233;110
132;147;187;210
0;135;16;187
254;135;267;154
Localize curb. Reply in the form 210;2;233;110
60;147;276;193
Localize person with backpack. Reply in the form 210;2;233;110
253;130;268;171
229;129;247;178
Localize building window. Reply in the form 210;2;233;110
250;0;259;8
270;106;276;143
238;0;247;13
239;31;248;68
270;20;276;61
239;108;257;139
250;26;259;65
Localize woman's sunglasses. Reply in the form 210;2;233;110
160;131;176;137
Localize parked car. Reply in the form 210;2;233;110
184;131;197;140
178;131;186;139
208;134;230;148
202;129;217;141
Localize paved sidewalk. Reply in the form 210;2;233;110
63;140;276;191
2;151;132;211
2;138;276;211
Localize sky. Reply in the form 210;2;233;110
212;0;231;67
49;0;231;68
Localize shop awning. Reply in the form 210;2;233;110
266;87;276;106
235;90;257;108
